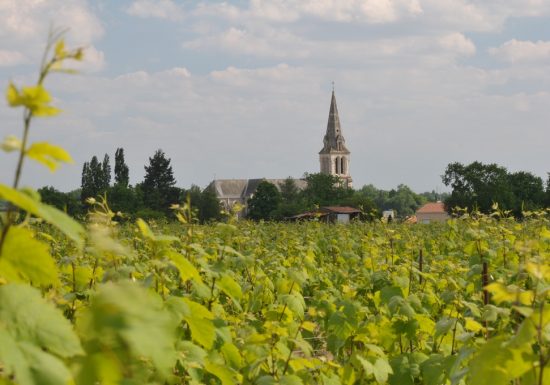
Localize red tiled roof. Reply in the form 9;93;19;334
322;206;361;214
416;202;446;214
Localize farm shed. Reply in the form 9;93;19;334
288;206;361;223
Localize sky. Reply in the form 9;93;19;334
1;0;549;193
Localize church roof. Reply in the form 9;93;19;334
210;179;307;199
319;90;349;155
211;179;248;198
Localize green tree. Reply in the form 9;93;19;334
38;186;67;211
272;177;306;219
340;191;378;220
302;173;351;207
442;161;514;214
198;185;222;223
141;149;179;213
38;186;83;217
81;154;111;202
110;148;135;216
420;190;450;202
355;184;424;218
101;154;111;190
81;156;101;201
180;185;221;223
508;171;545;214
80;161;92;201
280;177;299;203
386;184;426;217
357;184;390;210
546;173;550;207
247;181;281;220
108;184;141;216
114;147;129;187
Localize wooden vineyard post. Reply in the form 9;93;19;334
419;248;423;285
482;261;489;305
390;238;394;265
482;260;490;338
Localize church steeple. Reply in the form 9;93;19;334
320;90;349;154
319;88;352;187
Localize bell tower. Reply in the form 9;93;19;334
319;87;352;187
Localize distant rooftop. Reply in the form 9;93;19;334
416;201;446;214
322;206;361;214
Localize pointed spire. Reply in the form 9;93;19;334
319;88;349;154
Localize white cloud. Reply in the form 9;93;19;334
0;0;104;72
126;0;184;21
260;0;424;23
115;70;150;85
194;0;423;24
4;56;549;193
184;25;477;67
192;0;550;33
359;0;423;23
163;67;191;78
0;0;103;43
248;0;301;22
185;27;311;58
55;3;104;44
210;63;302;87
2;0;550;194
438;33;476;56
0;50;26;66
490;39;550;63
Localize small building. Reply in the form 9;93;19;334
288;206;361;223
382;210;396;221
416;201;449;224
322;206;361;223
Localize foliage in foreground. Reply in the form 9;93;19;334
1;203;550;385
1;33;549;385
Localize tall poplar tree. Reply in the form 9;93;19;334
114;148;129;187
101;154;111;190
81;161;92;201
81;154;111;201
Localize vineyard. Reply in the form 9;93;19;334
0;197;549;384
1;35;549;385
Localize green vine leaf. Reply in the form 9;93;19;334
0;226;59;286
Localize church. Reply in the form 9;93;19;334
209;89;352;213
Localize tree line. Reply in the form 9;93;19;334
246;174;440;220
39;148;221;222
38;155;550;222
442;161;550;216
245;163;550;220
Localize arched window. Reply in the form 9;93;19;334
335;157;339;174
341;157;345;174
